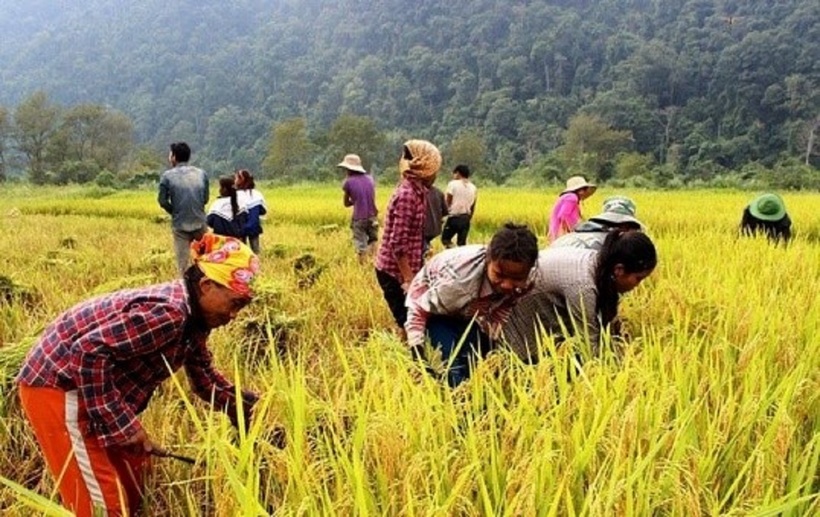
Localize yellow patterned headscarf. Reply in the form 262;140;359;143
190;234;260;297
399;139;441;181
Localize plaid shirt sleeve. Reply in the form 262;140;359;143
184;335;259;419
386;187;422;259
72;302;186;446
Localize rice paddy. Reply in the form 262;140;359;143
0;184;818;516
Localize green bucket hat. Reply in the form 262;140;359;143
589;196;642;228
601;196;637;217
748;193;786;222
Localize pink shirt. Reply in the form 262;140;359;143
548;192;581;242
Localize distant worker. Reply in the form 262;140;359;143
234;169;268;254
547;175;596;242
375;139;442;337
423;184;448;259
406;223;539;387
740;193;792;245
207;176;246;239
441;164;477;248
552;195;643;250
339;154;379;263
158;142;210;274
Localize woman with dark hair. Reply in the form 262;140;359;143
405;223;539;387
207;176;246;238
502;230;657;362
234;169;268;253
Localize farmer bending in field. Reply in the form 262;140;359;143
375;139;442;338
739;193;792;245
503;230;657;364
16;234;260;517
406;223;539;387
551;195;643;251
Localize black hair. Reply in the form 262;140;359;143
594;230;657;326
453;164;471;178
235;169;255;190
170;142;191;163
183;264;205;323
219;176;239;218
487;222;539;267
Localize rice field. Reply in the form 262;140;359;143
0;183;818;516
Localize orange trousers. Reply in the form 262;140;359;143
19;385;151;517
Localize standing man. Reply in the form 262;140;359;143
339;153;379;263
158;142;210;275
375;139;441;337
441;164;477;248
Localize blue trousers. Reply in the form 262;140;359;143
426;315;494;387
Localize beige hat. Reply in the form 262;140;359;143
399;139;441;181
561;175;597;195
337;154;367;174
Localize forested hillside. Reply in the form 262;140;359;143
0;0;817;186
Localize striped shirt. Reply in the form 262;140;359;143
16;280;257;446
502;247;600;360
405;245;533;349
375;178;427;281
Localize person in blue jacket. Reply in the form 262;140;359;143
234;169;268;253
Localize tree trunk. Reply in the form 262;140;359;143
805;117;818;166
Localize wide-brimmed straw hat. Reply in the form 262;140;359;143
337;154;367;174
748;193;786;222
561;175;597;195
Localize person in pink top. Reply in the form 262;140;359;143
548;175;597;242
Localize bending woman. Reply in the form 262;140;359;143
405;223;539;387
503;230;657;362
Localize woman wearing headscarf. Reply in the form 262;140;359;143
503;230;657;362
16;234;261;517
548;175;597;242
374;139;442;336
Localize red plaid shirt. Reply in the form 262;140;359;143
16;280;257;447
375;178;427;281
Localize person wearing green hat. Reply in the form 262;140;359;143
740;193;792;245
552;195;643;251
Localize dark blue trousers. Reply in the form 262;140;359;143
426;315;493;387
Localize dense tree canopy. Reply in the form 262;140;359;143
0;0;817;186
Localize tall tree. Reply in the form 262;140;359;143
0;106;10;181
56;104;135;173
562;113;633;179
261;117;315;180
326;114;387;173
448;130;487;178
14;91;60;184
